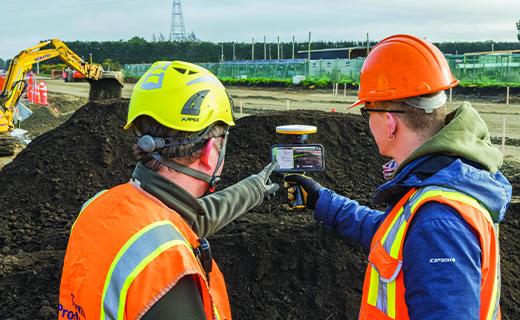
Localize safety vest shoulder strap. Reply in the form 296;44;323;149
100;220;214;320
362;186;500;320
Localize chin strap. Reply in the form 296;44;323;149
148;129;229;194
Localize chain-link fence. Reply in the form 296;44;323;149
446;54;520;85
202;59;307;81
123;64;155;78
124;53;520;85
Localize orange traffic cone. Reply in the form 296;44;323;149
27;79;33;102
27;73;34;102
41;82;50;106
34;81;41;104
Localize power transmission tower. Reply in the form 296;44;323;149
169;0;186;41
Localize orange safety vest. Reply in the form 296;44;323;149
360;187;500;320
59;182;232;320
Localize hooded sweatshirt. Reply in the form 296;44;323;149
314;102;512;319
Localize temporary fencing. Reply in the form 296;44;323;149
124;64;157;78
123;53;520;85
123;59;363;83
446;53;520;85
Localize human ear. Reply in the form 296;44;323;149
386;113;397;138
200;137;216;171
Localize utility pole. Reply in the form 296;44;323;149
366;33;369;56
292;35;295;60
169;0;186;41
277;36;280;60
264;36;267;60
308;32;311;61
252;38;255;61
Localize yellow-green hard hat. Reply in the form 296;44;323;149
125;61;235;132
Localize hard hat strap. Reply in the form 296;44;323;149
207;129;229;191
136;125;214;156
148;128;229;191
150;152;214;184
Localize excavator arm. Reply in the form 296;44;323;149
0;39;124;155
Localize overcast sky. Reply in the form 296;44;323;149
2;0;519;61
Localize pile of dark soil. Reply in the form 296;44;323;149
0;99;519;319
87;78;123;101
124;77;139;84
21;94;88;139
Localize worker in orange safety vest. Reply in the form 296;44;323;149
59;61;279;320
284;35;511;319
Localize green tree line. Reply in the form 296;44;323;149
61;37;520;65
6;36;520;69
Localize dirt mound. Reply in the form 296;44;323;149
21;94;88;139
0;100;519;319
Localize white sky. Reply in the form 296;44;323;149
1;0;519;61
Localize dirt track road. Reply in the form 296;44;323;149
43;77;520;162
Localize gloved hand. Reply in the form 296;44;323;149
249;160;280;199
284;173;322;210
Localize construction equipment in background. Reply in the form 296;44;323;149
62;68;85;82
0;39;124;156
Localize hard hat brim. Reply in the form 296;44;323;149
347;99;364;110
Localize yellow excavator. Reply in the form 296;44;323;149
0;39;124;156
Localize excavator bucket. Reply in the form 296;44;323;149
87;71;124;101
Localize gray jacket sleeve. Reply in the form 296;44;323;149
194;177;264;238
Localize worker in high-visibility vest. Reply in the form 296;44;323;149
59;61;279;320
285;35;512;320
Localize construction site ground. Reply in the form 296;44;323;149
0;78;519;319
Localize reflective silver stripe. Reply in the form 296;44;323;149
376;280;388;314
491;224;501;320
373;195;416;316
382;213;406;252
102;222;188;320
492;255;501;319
187;75;224;88
140;62;171;90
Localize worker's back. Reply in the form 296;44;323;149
59;182;231;320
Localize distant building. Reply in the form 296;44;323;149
298;46;373;60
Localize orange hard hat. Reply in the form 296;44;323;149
348;34;458;110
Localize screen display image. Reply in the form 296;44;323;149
271;144;325;172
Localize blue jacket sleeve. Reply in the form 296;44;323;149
314;188;386;252
403;201;481;320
